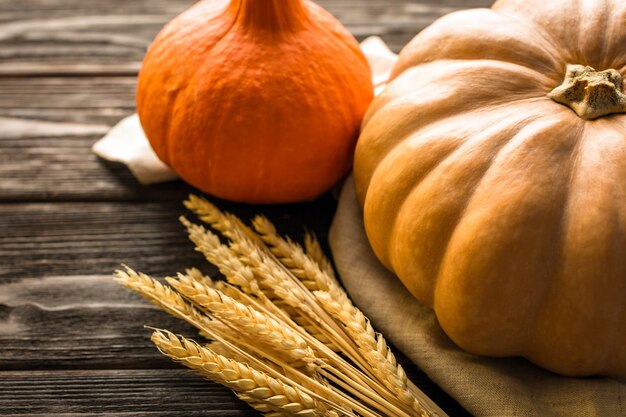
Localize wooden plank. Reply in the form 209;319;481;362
0;0;495;75
0;77;137;125
0;0;495;77
0;202;207;278
0;369;259;416
0;275;470;416
0;275;204;369
0;131;193;202
0;368;469;416
0;77;182;201
0;197;337;278
0;63;142;77
0;0;190;22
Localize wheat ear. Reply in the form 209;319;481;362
151;329;327;417
252;215;336;292
304;232;336;281
166;274;317;367
235;392;292;416
113;266;211;328
184;194;258;243
250;214;352;309
180;216;261;295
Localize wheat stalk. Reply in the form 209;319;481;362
250;222;339;351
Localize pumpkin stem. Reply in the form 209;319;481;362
229;0;308;32
548;64;626;120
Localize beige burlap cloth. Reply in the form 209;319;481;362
329;176;626;417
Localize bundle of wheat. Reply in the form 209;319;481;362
114;195;446;417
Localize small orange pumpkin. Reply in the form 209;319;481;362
137;0;373;204
354;0;626;376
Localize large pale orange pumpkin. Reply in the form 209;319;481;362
354;0;626;377
137;0;373;204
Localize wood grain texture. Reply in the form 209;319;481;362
0;275;205;370
0;195;337;278
0;202;207;278
0;368;469;416
0;0;494;72
0;369;259;416
0;0;488;415
0;77;137;125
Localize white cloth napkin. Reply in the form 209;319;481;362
91;36;397;184
329;176;626;417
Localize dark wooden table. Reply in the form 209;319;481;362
1;1;490;415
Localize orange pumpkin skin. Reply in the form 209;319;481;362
137;0;373;204
354;0;626;377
